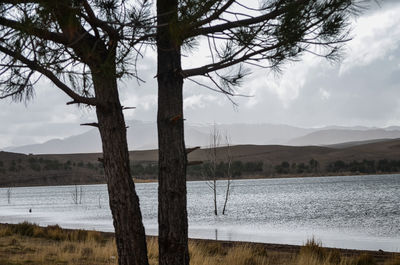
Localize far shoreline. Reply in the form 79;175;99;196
1;172;399;188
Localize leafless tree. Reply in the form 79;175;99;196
6;187;12;204
204;125;233;215
71;185;84;205
79;186;83;204
98;194;102;209
206;123;221;215
222;134;232;215
71;185;78;205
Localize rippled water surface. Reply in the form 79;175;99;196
1;174;399;251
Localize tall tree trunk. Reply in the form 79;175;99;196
213;178;218;215
93;74;149;265
223;140;232;215
156;1;189;265
211;124;219;216
222;179;231;215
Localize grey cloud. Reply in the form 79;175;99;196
178;38;400;128
285;46;400;126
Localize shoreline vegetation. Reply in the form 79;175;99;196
0;172;397;187
133;171;400;184
3;139;400;187
0;223;398;265
1;144;400;188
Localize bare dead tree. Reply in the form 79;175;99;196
98;194;102;209
0;2;155;265
155;1;368;264
79;186;83;204
6;187;11;204
71;185;78;205
71;185;84;205
208;123;220;215
204;126;233;216
222;134;232;215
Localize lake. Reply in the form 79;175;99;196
0;174;399;251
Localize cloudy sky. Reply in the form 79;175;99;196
1;0;400;149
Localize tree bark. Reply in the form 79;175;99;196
93;74;149;265
223;140;232;215
213;178;218;215
156;1;189;265
211;124;219;215
222;179;231;215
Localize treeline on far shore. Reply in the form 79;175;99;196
1;155;400;185
0;157;104;174
274;158;400;175
133;158;400;179
131;161;264;180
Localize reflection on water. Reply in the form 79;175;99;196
0;174;399;251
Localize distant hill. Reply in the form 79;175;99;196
5;121;315;154
4;121;400;154
325;138;393;149
6;121;208;154
8;130;102;154
286;129;400;146
187;138;400;166
2;139;400;187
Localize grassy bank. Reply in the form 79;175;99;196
0;223;399;265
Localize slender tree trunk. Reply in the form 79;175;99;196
222;179;231;215
7;187;11;204
213;178;218;215
211;124;219;215
222;141;232;215
156;1;189;265
93;74;149;265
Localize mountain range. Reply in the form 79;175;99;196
4;120;400;154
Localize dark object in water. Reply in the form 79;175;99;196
29;208;32;213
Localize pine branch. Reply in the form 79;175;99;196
186;146;200;154
186;0;310;38
0;17;68;45
80;122;99;127
81;0;119;38
0;44;98;106
190;0;236;28
182;43;279;77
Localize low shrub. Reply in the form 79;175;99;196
3;222;104;243
299;238;327;262
352;253;377;265
11;222;35;237
385;256;400;265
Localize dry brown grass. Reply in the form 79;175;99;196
188;241;275;265
294;238;385;265
0;223;117;265
384;255;400;265
0;223;396;265
146;238;276;265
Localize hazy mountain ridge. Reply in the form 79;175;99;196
287;129;400;146
324;138;393;149
3;120;400;154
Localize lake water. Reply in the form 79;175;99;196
0;174;399;252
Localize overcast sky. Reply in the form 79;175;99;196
1;0;400;149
